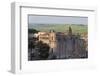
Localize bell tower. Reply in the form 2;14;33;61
49;30;57;54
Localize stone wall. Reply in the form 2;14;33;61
50;33;88;59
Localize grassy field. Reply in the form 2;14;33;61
29;24;87;34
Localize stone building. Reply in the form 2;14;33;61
38;30;57;52
37;27;88;59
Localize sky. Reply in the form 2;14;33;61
28;15;88;25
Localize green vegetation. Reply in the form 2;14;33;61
29;41;50;60
28;29;39;34
29;24;87;34
37;41;50;59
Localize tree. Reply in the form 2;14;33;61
28;29;39;34
68;26;72;35
36;41;50;59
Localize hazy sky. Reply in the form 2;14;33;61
28;15;88;25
